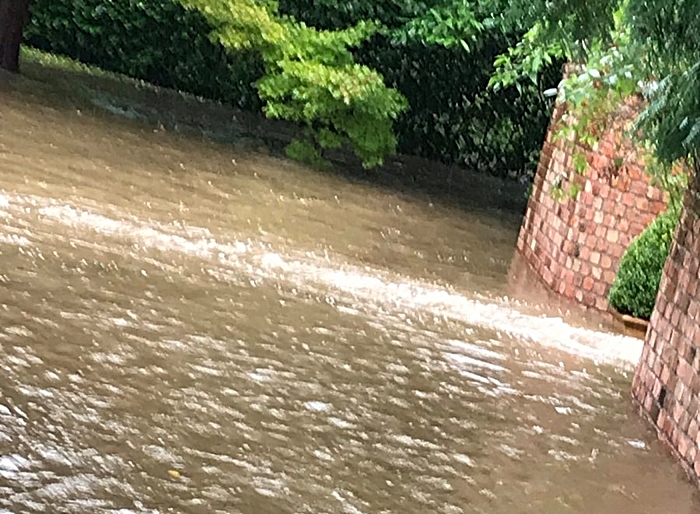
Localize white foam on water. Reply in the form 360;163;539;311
0;191;644;369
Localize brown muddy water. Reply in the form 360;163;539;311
0;64;698;513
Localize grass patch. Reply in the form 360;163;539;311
21;46;124;80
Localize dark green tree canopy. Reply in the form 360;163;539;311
490;0;700;171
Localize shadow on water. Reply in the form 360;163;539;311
3;55;529;217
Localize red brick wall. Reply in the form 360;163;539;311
632;173;700;483
517;96;667;312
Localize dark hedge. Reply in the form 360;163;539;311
26;0;559;178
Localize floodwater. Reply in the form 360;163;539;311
0;65;698;513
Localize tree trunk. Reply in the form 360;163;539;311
0;0;31;73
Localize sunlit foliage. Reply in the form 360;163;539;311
178;0;407;168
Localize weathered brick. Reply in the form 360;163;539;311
644;392;655;412
571;259;582;273
551;261;562;278
635;197;650;211
622;192;636;207
667;370;679;394
661;365;672;384
610;244;624;259
648;330;659;351
679;434;695;463
662;345;676;367
583;291;597;306
692;395;700;418
675;380;687;403
658;409;668;431
542;268;554;286
671;308;682;329
693;376;700;400
579;246;591;260
563;283;576;298
664;299;677;320
689;418;699;442
579;261;591;276
630;222;647;236
689;301;700;324
664;414;676;438
562;240;576;255
599;140;617;157
557;281;567;295
682;382;693;407
693;326;700;347
688;278;700;299
591;154;609;169
595;296;607;311
626;162;643;181
601;255;613;269
630;179;649;196
679;358;695;387
606;229;620;244
671;424;681;448
613;203;627;217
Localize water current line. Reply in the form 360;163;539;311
0;191;644;369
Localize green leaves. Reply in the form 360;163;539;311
28;0;559;178
609;206;681;320
491;0;700;184
489;24;565;93
181;0;407;168
391;3;482;48
274;0;560;176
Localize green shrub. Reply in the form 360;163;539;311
608;206;681;320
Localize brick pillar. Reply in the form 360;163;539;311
516;96;667;311
632;171;700;482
